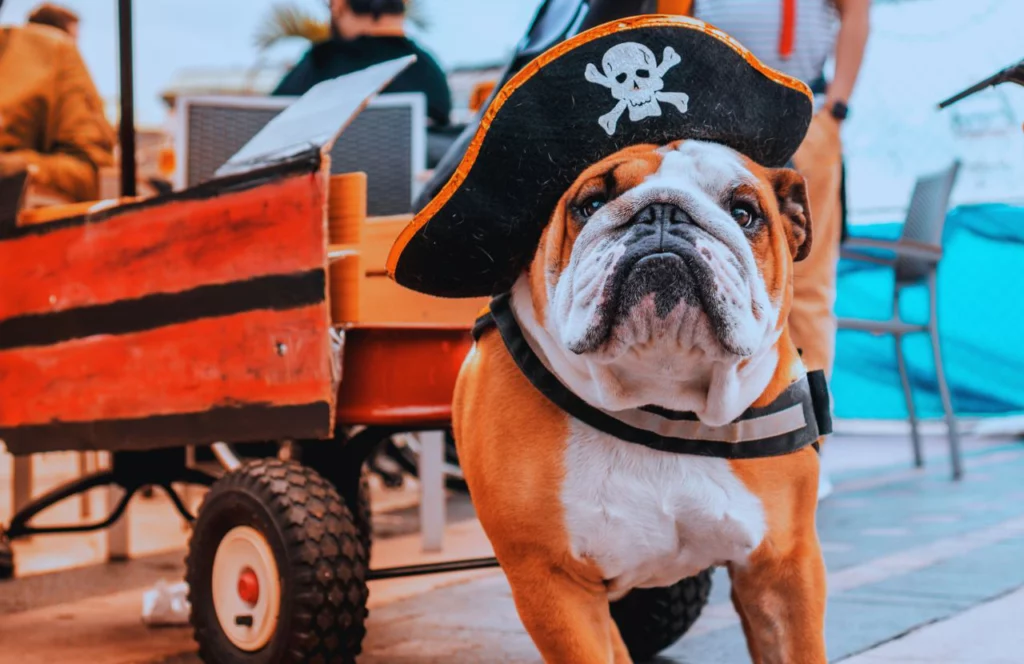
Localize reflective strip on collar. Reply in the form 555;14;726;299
475;293;832;459
619;402;807;443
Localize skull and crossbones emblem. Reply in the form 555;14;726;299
585;43;690;136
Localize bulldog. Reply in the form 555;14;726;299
452;139;826;664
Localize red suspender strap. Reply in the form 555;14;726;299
779;0;796;59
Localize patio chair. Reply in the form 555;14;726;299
838;161;963;479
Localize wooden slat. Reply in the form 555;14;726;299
0;305;332;428
358;214;487;324
359;277;486;324
0;173;324;322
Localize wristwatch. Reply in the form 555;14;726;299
829;100;849;121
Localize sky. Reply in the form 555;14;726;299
3;0;1024;212
0;0;544;124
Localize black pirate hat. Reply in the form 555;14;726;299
388;16;813;298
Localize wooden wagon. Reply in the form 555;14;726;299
0;59;499;662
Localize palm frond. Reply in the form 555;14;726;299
254;2;331;51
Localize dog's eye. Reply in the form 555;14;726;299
636;69;650;78
730;203;760;229
576;196;608;220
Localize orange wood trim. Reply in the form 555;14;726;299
385;15;813;278
358;276;487;324
329;172;368;245
0;305;332;428
0;174;324;322
657;0;694;15
330;250;362;323
17;197;141;226
362;215;413;272
469;80;498;113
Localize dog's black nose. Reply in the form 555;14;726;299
631;203;691;227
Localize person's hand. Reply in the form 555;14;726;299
0;153;30;178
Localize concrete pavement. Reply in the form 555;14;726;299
841;586;1024;664
2;431;1023;663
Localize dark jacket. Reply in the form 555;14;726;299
273;35;452;127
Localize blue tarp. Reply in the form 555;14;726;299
833;204;1024;419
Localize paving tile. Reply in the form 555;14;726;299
824;593;963;662
7;435;1024;663
840;587;1024;663
660;624;753;663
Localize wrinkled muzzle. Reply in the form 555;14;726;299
561;199;767;359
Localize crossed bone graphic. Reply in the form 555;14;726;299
585;43;690;136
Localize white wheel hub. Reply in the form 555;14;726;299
211;525;282;651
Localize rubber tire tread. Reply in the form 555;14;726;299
610;568;714;662
186;459;369;664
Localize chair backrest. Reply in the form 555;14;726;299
896;160;961;284
176;93;426;216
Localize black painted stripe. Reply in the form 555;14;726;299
0;269;326;351
0;402;333;456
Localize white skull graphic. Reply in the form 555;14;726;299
585;42;690;136
603;44;665;115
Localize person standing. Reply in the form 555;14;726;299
273;0;452;127
27;3;79;40
0;11;114;205
1;3;114;575
686;0;871;498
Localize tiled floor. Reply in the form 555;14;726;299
2;431;1023;663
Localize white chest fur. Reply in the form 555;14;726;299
561;420;766;598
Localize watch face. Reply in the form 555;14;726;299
831;101;849;120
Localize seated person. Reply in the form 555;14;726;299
0;16;114;205
273;0;452;127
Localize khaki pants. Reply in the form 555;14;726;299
790;111;844;380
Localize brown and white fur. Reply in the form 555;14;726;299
453;140;826;664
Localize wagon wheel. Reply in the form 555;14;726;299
187;459;368;664
610;569;714;662
296;440;374;558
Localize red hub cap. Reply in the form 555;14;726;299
237;567;260;606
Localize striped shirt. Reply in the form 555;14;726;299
692;0;839;91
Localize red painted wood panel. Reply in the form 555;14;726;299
0;173;325;322
0;306;333;427
336;325;472;426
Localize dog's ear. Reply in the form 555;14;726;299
770;168;813;262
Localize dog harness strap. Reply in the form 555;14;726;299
807;369;833;438
476;294;829;460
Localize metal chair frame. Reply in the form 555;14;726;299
838;161;963;479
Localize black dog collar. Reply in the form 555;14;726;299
473;293;831;459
